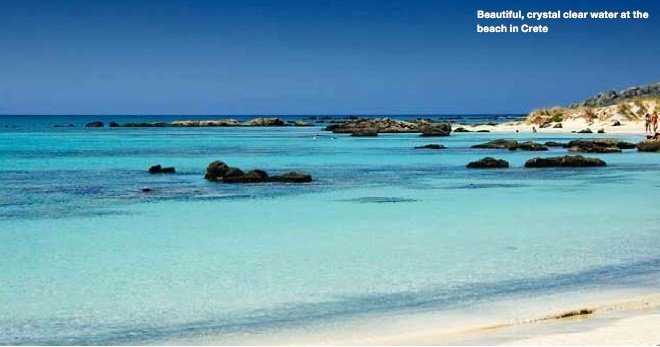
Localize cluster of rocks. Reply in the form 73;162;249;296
84;118;312;128
324;118;451;137
204;161;312;183
567;138;636;153
467;155;607;169
471;139;548;151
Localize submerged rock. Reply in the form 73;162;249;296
471;139;518;149
414;144;445;150
524;155;606;168
148;165;176;174
108;122;120;127
637;139;660;152
85;121;104;127
466;157;509;169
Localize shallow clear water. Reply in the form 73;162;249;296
0;116;658;344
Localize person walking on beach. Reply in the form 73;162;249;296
645;113;652;135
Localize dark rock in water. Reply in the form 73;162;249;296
454;127;472;132
141;187;153;193
544;141;567;147
419;123;452;137
567;138;636;153
476;130;490;133
108;122;120;127
467;157;509;169
351;129;378;137
577;128;593;134
270;171;312;183
244;169;270;183
220;167;246;183
85;121;104;127
205;161;230;180
568;146;621;153
517;141;548;151
553;123;563;128
637;139;660;152
414;144;445;149
597;128;605;133
524;155;606;168
204;161;312;183
148;165;175;174
472;139;518;149
612;120;621;126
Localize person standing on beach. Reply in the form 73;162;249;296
645;113;652;135
653;111;658;134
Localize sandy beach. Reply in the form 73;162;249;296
455;119;647;135
351;293;660;346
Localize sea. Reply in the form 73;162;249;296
0;114;658;344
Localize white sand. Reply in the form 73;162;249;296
508;313;660;345
455;119;648;135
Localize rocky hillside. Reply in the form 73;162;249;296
571;82;660;108
527;82;659;126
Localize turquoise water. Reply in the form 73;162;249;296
0;116;658;344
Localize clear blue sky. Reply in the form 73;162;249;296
0;0;658;115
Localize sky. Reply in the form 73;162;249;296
0;0;658;115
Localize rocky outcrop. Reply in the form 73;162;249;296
466;157;509;169
471;139;518;149
324;118;451;135
637;139;660;152
414;144;445;149
524;155;606;168
350;129;378;137
204;161;312;183
454;127;472;132
567;138;636;153
148;165;176;174
544;141;568;147
85;121;104;127
242;117;286;126
123;122;169;127
572;82;660;108
577;128;593;134
515;141;548;151
270;172;313;183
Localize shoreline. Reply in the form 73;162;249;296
361;293;659;345
164;285;659;345
453;119;647;135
